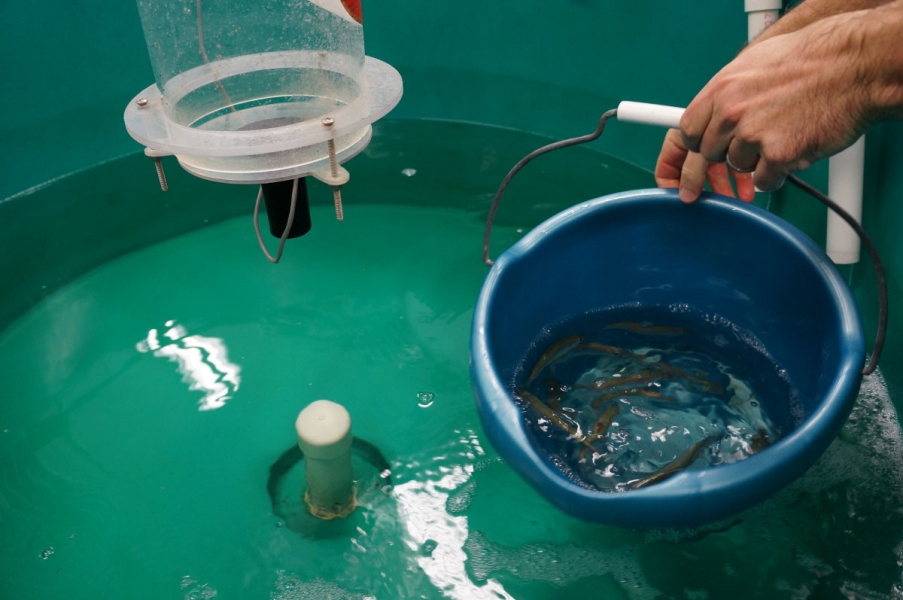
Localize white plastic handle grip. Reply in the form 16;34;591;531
616;101;686;129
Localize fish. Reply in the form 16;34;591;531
605;322;688;336
516;388;596;451
577;342;636;357
528;334;584;383
749;430;772;454
590;387;674;407
593;403;620;437
580;403;620;462
628;435;720;490
651;360;715;388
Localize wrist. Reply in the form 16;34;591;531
856;3;903;121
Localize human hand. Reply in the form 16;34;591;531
679;12;881;194
655;128;755;203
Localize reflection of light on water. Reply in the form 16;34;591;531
136;320;241;411
393;432;514;599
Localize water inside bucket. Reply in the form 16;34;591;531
515;305;800;491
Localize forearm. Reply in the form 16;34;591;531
754;0;896;44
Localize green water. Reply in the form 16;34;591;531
2;121;903;599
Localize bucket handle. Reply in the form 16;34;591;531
481;109;886;376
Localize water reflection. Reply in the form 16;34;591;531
136;320;241;411
393;430;516;599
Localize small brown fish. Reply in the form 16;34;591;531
749;430;772;454
591;387;673;407
528;334;584;384
580;403;620;462
577;342;634;357
628;436;719;490
606;322;688;336
579;370;663;390
652;361;712;387
516;388;596;450
593;403;620;437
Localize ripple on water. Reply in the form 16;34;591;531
416;391;435;408
463;531;654;599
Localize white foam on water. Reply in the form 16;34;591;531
462;530;658;600
640;369;903;596
270;571;374;600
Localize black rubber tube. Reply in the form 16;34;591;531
262;178;312;239
786;174;887;375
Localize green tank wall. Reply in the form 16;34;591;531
1;0;899;398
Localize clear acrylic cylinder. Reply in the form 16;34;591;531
137;0;366;132
124;0;402;183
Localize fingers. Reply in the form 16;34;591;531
654;129;689;188
680;92;713;154
655;128;707;204
656;128;756;203
678;151;708;203
726;138;759;173
752;159;788;192
708;161;756;202
704;162;736;198
725;138;758;202
732;171;756;202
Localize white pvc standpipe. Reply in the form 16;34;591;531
746;0;781;196
827;137;866;264
745;0;781;40
295;400;356;519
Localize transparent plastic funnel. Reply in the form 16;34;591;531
124;0;402;183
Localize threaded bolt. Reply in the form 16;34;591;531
326;137;343;221
152;157;168;192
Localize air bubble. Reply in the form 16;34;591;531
418;539;439;557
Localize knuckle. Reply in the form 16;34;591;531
761;142;795;167
720;102;744;127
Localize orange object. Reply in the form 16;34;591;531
340;0;363;24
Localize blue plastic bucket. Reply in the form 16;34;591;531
471;189;865;529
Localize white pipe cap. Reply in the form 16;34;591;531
295;400;353;460
745;0;782;11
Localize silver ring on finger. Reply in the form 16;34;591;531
725;154;756;174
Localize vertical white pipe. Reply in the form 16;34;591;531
827;137;866;264
745;0;781;40
295;399;356;519
746;0;781;198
